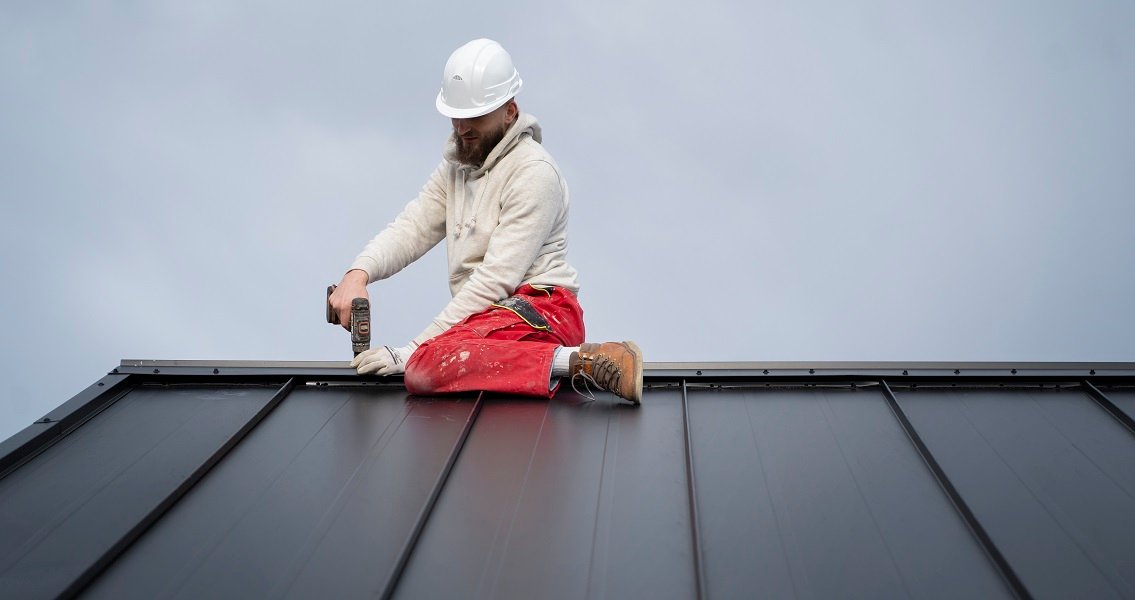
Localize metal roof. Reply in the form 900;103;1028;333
2;361;1135;599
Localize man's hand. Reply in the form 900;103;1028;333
329;270;369;331
351;343;418;376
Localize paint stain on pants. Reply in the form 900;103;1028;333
404;284;585;398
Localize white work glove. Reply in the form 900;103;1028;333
351;343;418;376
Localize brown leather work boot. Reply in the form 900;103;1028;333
569;341;643;405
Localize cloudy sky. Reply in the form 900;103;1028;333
2;1;1132;441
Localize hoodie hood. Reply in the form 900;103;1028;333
443;112;542;178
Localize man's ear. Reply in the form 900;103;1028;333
505;99;519;124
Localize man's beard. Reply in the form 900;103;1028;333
454;123;508;167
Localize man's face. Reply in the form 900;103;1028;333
452;100;517;167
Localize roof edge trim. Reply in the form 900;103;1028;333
116;359;1135;380
121;359;1135;370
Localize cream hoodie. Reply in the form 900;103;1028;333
350;113;580;345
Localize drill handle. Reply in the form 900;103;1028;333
328;284;372;356
326;285;339;324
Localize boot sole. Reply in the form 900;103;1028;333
624;340;643;405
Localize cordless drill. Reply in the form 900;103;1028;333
326;285;371;356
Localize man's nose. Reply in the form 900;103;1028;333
453;118;470;134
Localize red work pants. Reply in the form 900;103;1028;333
404;284;586;398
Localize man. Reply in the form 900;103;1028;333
328;38;643;404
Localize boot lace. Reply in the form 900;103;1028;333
592;354;623;392
569;354;623;401
570;371;598;401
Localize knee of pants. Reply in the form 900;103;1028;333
403;345;434;395
404;340;466;395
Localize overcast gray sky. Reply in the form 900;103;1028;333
2;1;1133;441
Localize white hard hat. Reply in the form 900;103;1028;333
436;38;523;119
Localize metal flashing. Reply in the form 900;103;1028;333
114;359;1135;383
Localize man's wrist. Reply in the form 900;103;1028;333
343;269;369;286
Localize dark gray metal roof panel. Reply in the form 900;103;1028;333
0;374;131;478
4;363;1135;598
896;387;1135;598
395;390;697;600
0;384;279;599
85;387;477;599
1107;388;1135;422
687;385;1010;599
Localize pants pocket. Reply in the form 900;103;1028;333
462;308;526;338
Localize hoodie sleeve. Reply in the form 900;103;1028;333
411;159;564;345
350;162;448;282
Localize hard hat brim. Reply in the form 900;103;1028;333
436;91;513;119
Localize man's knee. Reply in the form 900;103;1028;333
403;345;434;394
